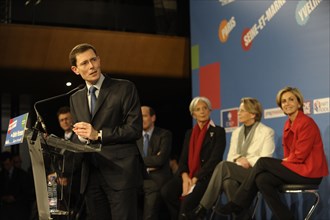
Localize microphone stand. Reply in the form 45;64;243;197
30;84;85;143
30;119;41;143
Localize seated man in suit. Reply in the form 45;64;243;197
45;106;83;217
138;106;173;220
56;106;83;216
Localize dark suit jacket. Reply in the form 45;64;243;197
70;76;142;192
178;124;226;182
137;127;172;187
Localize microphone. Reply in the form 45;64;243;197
34;84;85;107
33;84;85;136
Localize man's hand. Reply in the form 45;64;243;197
73;122;98;140
58;177;68;186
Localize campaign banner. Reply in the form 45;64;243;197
313;97;330;114
221;108;239;133
4;113;29;147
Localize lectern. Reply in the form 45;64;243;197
26;130;101;220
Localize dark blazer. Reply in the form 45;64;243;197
178;123;226;182
70;76;142;192
137;127;172;187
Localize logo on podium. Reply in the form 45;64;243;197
4;113;29;146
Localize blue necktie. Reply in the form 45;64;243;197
89;86;97;116
143;133;149;157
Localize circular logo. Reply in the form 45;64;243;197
295;0;309;26
241;28;253;51
219;19;229;43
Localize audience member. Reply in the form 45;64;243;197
188;97;275;219
219;87;329;220
56;106;83;218
0;151;32;220
137;106;173;220
161;96;226;220
12;154;23;169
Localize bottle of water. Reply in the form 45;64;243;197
47;174;57;213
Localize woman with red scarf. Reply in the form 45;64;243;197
161;97;226;220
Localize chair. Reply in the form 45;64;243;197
279;184;320;220
252;184;320;220
210;184;320;220
209;195;222;220
251;192;261;219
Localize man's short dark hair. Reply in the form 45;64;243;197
57;106;71;117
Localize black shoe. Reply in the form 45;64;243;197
186;204;207;220
215;201;243;215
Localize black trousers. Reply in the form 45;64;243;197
141;179;162;220
233;157;322;220
160;174;210;220
85;168;138;220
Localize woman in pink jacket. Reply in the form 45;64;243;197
218;86;329;220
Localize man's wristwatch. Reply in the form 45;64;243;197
97;130;102;141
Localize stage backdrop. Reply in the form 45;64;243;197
190;0;329;219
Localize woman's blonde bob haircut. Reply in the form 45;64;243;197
276;86;304;111
240;97;263;122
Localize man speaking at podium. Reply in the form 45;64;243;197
68;43;143;220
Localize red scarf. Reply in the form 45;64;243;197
188;120;210;178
